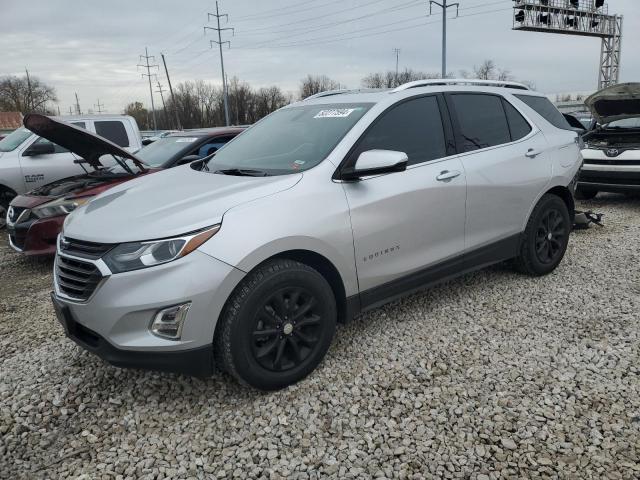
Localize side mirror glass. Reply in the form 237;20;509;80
23;141;56;156
341;149;408;181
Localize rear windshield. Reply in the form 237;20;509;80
0;128;32;152
136;136;204;167
515;95;572;130
207;103;372;175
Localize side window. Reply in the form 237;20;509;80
32;122;87;154
352;96;446;166
502;100;532;141
514;94;572;130
95;121;129;147
450;94;511;152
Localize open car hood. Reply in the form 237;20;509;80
585;83;640;125
23;114;145;169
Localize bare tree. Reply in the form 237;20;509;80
362;68;441;88
124;102;150;129
299;75;342;99
0;75;57;113
473;60;497;80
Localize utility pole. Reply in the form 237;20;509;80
138;47;159;131
57;106;61;116
75;92;81;115
68;106;73;115
155;80;169;130
25;68;33;112
161;53;182;130
429;0;459;78
393;48;401;85
205;1;233;126
94;99;105;113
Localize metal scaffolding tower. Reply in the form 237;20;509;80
512;0;623;89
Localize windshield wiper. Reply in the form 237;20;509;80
214;168;271;177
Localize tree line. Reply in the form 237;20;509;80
1;60;535;130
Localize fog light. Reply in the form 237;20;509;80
151;303;191;339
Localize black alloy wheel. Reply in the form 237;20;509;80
535;208;566;265
251;287;323;372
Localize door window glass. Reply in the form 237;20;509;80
450;94;511;152
95;121;129;147
195;136;235;157
503;100;532;141
352;96;446;166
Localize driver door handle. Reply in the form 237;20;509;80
436;170;461;182
525;148;541;158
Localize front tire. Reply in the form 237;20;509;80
514;194;571;276
215;258;337;390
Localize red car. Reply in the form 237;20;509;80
6;114;244;256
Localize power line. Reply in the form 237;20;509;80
233;0;319;21
204;1;234;126
233;0;344;23
137;46;159;131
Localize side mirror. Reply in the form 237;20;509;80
23;141;55;156
177;154;201;165
340;149;408;181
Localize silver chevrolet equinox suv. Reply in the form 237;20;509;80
52;79;582;390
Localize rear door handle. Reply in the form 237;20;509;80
525;148;541;158
436;170;461;182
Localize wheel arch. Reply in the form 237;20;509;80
545;185;575;223
0;184;17;200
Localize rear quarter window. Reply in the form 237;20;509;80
515;95;572;130
502;100;532;141
95;121;129;147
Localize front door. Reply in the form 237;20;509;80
340;95;467;300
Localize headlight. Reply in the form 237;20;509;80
32;196;92;219
102;225;220;273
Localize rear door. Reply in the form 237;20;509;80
445;92;552;252
341;95;467;299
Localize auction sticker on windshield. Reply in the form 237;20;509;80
175;138;198;143
314;108;357;119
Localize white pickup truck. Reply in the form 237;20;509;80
0;115;142;227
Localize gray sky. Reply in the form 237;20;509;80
1;0;638;114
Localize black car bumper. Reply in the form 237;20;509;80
51;293;214;377
578;170;640;193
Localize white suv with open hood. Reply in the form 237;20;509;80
578;83;640;198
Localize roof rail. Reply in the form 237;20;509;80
392;78;530;92
304;88;387;101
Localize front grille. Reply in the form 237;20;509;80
56;255;102;301
584;159;640;166
60;236;113;259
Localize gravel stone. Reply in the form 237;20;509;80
1;195;639;479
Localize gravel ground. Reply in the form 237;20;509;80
1;195;639;479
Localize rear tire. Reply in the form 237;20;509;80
575;187;598;200
514;194;571;276
215;258;337;390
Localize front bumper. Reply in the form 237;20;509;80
52;248;245;376
7;215;64;256
578;169;640;192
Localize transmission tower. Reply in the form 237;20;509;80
138;47;159;130
204;1;234;126
428;0;459;78
512;0;623;89
94;99;105;113
155;80;170;130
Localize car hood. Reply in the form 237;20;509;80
23;114;145;169
585;83;640;125
10;170;154;209
63;164;303;243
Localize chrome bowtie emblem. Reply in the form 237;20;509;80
606;148;620;157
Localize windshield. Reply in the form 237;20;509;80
604;117;640;129
136;135;203;167
207;103;372;175
0;127;32;152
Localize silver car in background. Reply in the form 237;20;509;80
51;79;582;390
